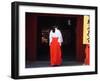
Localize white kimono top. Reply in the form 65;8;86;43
49;28;63;46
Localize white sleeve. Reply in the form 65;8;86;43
49;31;52;45
58;30;63;43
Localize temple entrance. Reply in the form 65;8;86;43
26;13;84;68
37;16;76;61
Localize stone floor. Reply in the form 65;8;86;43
26;61;83;68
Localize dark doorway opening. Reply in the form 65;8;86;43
37;16;76;61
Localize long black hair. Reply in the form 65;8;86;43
52;26;58;33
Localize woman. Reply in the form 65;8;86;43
49;26;63;66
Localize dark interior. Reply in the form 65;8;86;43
37;16;76;61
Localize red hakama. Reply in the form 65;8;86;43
50;37;62;65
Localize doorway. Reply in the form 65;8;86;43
37;16;76;61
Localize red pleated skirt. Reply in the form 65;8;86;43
50;37;62;65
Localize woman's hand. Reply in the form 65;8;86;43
59;42;61;46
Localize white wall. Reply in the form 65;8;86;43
0;0;99;81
